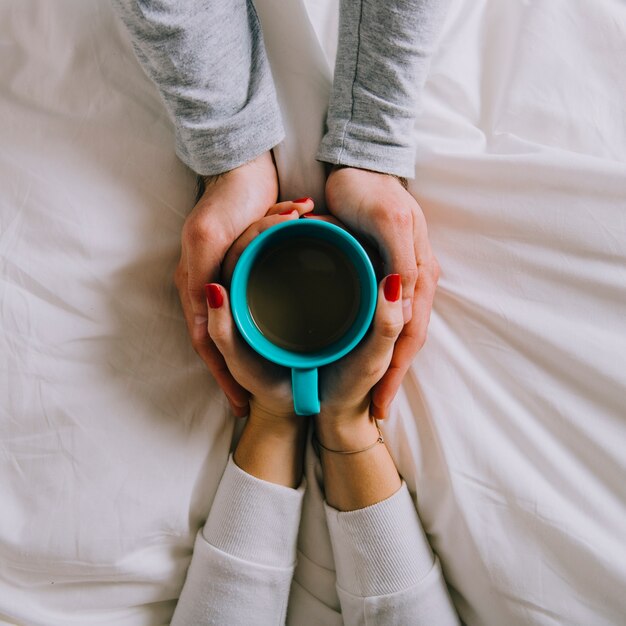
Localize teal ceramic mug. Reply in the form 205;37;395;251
230;219;377;415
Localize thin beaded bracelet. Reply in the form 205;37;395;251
313;421;385;455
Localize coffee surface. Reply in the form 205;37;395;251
247;236;361;353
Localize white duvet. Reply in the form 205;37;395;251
1;0;625;624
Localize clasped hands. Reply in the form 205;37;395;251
173;150;439;421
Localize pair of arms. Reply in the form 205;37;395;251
170;206;460;625
112;0;449;418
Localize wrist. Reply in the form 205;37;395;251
328;164;408;190
196;150;277;204
248;400;304;439
314;407;379;452
235;404;308;489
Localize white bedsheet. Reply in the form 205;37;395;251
1;1;625;625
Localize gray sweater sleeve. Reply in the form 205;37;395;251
316;0;451;179
112;0;284;176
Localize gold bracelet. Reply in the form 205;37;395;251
314;421;385;455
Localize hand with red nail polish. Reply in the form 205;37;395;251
325;166;440;419
173;146;317;418
174;151;281;417
316;274;404;430
204;282;296;420
204;281;306;489
314;275;405;512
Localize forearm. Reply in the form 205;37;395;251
172;408;306;624
234;401;308;488
112;0;284;175
317;0;451;178
316;411;459;624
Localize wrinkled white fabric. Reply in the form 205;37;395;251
0;0;625;625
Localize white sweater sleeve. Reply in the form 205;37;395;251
324;483;459;625
171;456;305;626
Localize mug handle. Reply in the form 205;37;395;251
291;368;320;415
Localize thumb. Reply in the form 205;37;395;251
184;224;230;343
340;274;404;393
205;282;276;394
367;274;404;371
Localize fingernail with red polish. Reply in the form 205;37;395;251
293;197;312;203
384;274;402;302
302;213;315;218
205;283;223;309
279;208;297;215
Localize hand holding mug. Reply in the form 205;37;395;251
206;272;402;421
229;216;377;414
208;208;404;418
325;167;440;419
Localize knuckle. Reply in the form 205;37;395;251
358;360;379;385
208;320;230;349
402;267;419;288
188;284;208;307
371;202;412;230
368;364;387;385
393;207;413;231
379;317;404;340
404;319;427;352
363;359;393;387
190;334;207;353
182;217;206;246
183;217;228;251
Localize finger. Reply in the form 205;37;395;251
205;283;285;393
204;342;250;417
359;204;418;325
177;247;208;356
301;213;344;227
221;211;302;284
184;203;266;334
370;205;440;417
265;197;314;217
342;196;418;323
336;274;404;394
177;246;210;361
182;219;232;376
410;213;439;354
370;315;419;420
370;257;438;419
176;258;249;416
